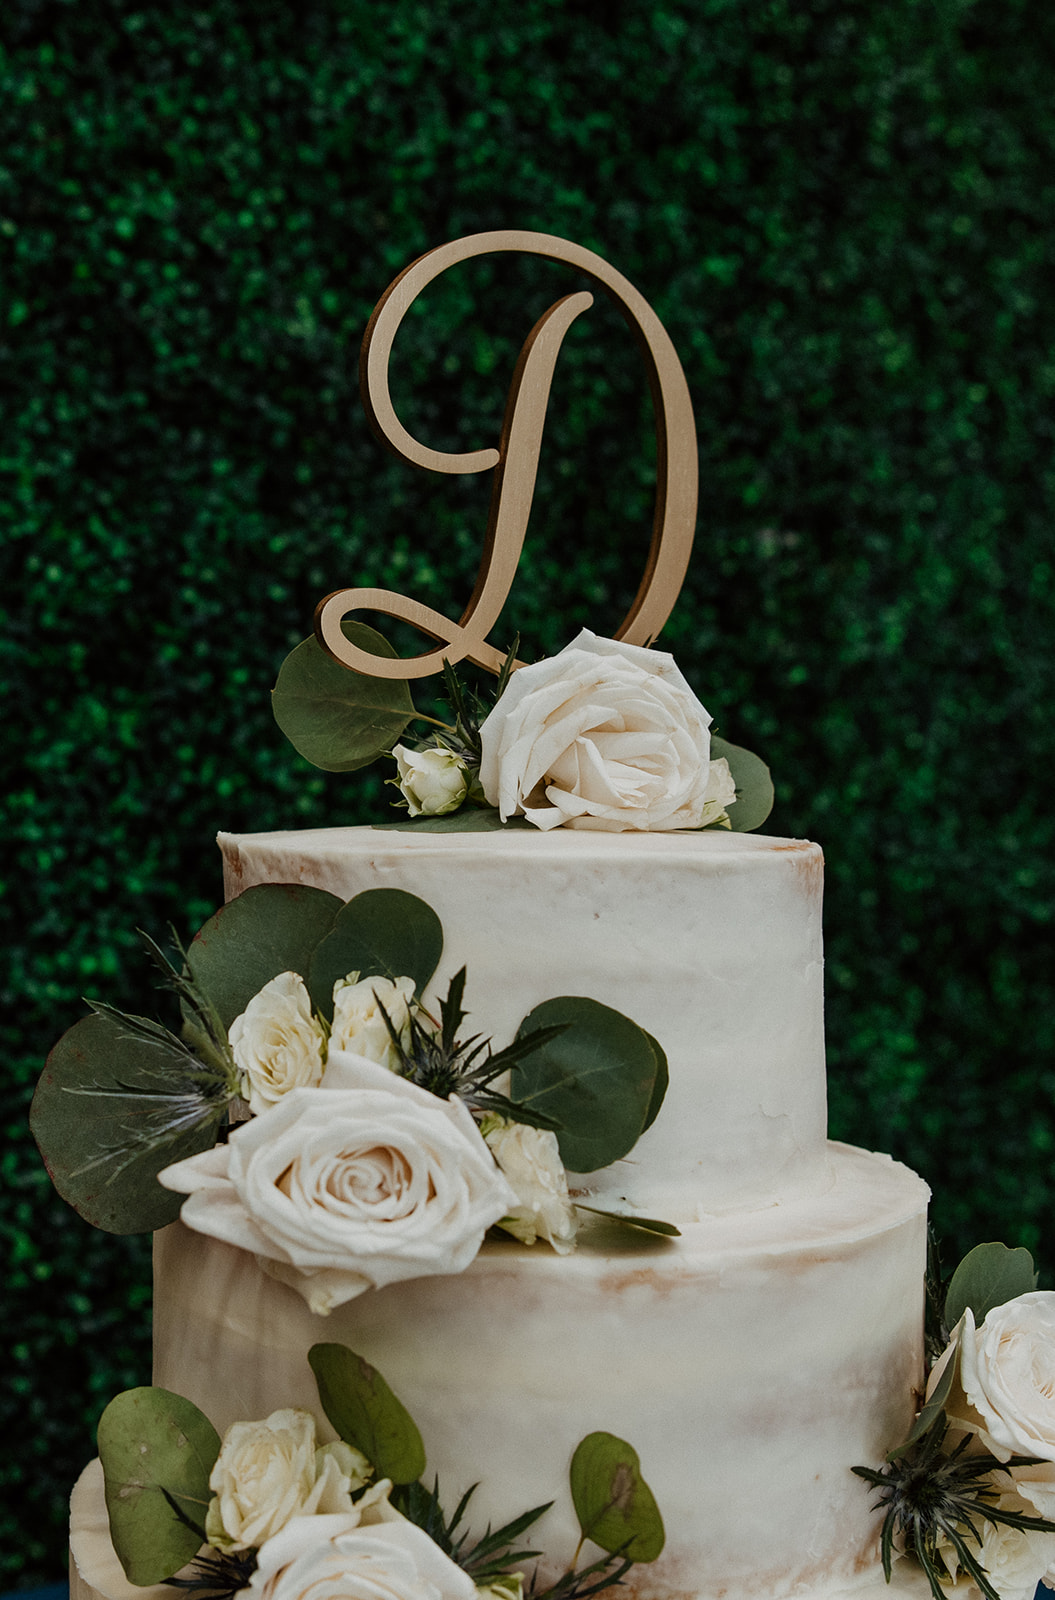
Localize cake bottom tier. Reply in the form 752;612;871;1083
128;1140;927;1600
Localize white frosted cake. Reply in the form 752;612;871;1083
90;824;931;1600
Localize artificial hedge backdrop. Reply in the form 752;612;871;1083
3;0;1055;1582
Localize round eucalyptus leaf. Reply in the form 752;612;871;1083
185;882;342;1031
31;1011;222;1234
639;1032;669;1134
98;1386;220;1585
569;1432;665;1562
512;998;659;1173
272;621;415;772
309;1343;426;1485
308;888;443;1017
944;1241;1038;1330
711;736;774;833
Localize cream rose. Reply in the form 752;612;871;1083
478;629;713;832
484;1120;577;1255
330;975;415;1072
947;1297;1055;1462
229;972;327;1116
393;745;470;818
159;1052;517;1315
204;1409;370;1553
244;1499;478;1600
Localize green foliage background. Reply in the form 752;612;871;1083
3;0;1054;1582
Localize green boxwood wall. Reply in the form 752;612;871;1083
3;0;1054;1582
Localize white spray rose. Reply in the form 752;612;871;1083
330;974;415;1073
393;745;470;817
484;1120;577;1255
229;972;327;1116
204;1409;370;1553
946;1296;1055;1462
159;1052;517;1315
478;629;713;832
244;1498;478;1600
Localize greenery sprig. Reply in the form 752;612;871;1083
96;1345;665;1599
854;1419;1055;1600
377;967;566;1131
856;1240;1054;1600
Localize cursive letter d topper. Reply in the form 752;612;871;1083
314;230;698;681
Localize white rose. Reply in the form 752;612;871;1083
948;1296;1055;1461
393;745;470;817
159;1052;517;1315
331;975;415;1072
936;1493;1055;1600
484;1120;577;1255
698;756;736;828
204;1409;370;1553
244;1500;478;1600
478;629;712;832
229;972;326;1116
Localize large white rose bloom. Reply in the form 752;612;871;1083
242;1498;478;1600
484;1119;577;1255
946;1297;1055;1461
205;1408;370;1552
330;974;415;1073
159;1053;516;1315
229;972;327;1115
478;629;714;832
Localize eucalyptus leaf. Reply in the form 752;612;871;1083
372;809;534;833
639;1032;668;1134
185;883;343;1031
30;1011;224;1234
512;998;659;1173
710;736;774;833
308;889;444;1017
889;1344;959;1457
944;1242;1038;1330
309;1343;426;1485
574;1204;681;1238
569;1432;665;1562
272;621;416;772
98;1386;220;1585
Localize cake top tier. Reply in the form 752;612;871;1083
219;826;829;1219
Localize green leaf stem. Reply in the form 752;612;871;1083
308;888;443;1016
569;1433;665;1562
272;621;415;772
373;808;533;833
511;998;660;1172
944;1241;1038;1330
574;1205;681;1238
97;1387;220;1585
309;1343;426;1485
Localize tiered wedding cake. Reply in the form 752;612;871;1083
145;824;928;1600
51;232;983;1600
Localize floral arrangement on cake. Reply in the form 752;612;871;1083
858;1239;1055;1600
271;625;774;835
72;1341;664;1600
32;882;677;1314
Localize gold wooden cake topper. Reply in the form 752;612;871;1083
314;230;698;680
